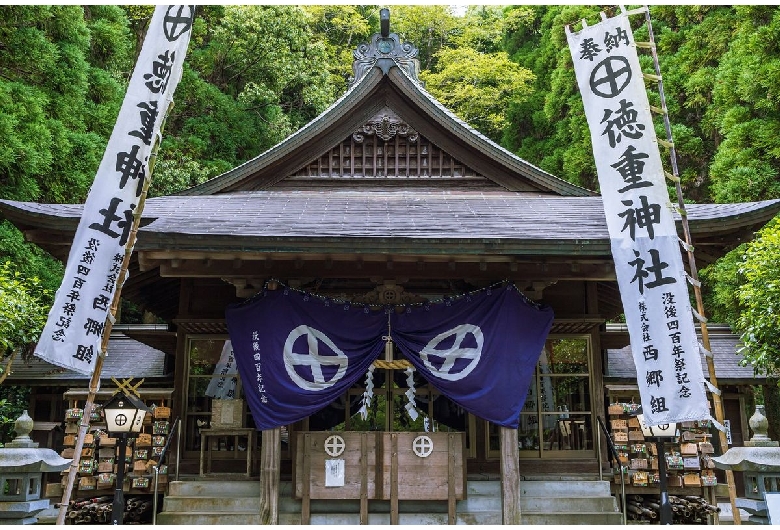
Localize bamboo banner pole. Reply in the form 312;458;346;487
642;7;741;524
49;7;192;522
56;125;167;524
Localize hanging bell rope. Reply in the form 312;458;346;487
382;311;393;361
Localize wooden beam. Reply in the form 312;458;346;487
158;259;616;282
500;427;521;525
22;229;73;246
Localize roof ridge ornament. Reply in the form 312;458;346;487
349;8;421;88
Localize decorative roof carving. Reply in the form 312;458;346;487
350;9;421;87
347;282;427;306
353;108;418;143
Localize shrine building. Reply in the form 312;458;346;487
2;13;780;525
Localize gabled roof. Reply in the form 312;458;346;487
605;325;761;384
4;331;169;385
178;40;594;197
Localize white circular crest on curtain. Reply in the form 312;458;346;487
283;325;349;391
419;323;483;381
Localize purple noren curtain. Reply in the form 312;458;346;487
227;285;553;430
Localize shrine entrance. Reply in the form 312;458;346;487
294;346;468;524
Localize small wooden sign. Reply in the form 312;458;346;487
325;459;345;487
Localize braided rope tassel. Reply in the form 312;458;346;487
358;364;375;421
404;366;419;421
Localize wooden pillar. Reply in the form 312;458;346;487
301;433;311;525
390;433;399;525
447;433;456;525
360;433;368;525
500;427;521;525
259;427;280;525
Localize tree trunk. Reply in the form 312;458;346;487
0;349;18;385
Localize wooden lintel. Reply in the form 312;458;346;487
137;253;162;272
23;229;73;246
157;259;617;281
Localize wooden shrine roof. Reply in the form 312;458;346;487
605;325;761;384
2;193;778;259
3;331;169;385
177;67;594;197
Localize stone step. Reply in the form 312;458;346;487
519;479;612;497
156;512;261;525
519;495;618;513
167;479;261;497
466;480;501;495
163;495;260;513
279;496;501;514
279;511;503;525
160;478;620;525
521;511;624;525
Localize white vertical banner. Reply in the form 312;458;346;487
206;340;239;399
35;6;195;375
566;14;709;425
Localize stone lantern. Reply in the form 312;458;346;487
0;411;71;524
712;405;780;524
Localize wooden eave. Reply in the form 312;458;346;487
2;197;778;270
178;67;594;197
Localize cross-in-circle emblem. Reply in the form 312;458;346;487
412;435;434;458
163;6;195;42
324;435;346;457
283;325;349;391
589;56;632;99
114;413;128;427
419;324;483;381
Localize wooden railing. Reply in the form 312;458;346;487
295;431;465;525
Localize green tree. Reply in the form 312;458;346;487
503;5;604;190
390;5;461;71
0;385;31;445
421;47;535;142
708;7;780;203
149;5;338;196
0;5;131;293
732;218;780;376
642;6;739;202
302;5;377;93
0;262;49;385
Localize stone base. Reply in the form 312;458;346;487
736;497;767;517
0;498;50;519
0;516;38;524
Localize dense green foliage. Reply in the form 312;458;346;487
1;5;780;381
0;262;49;381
